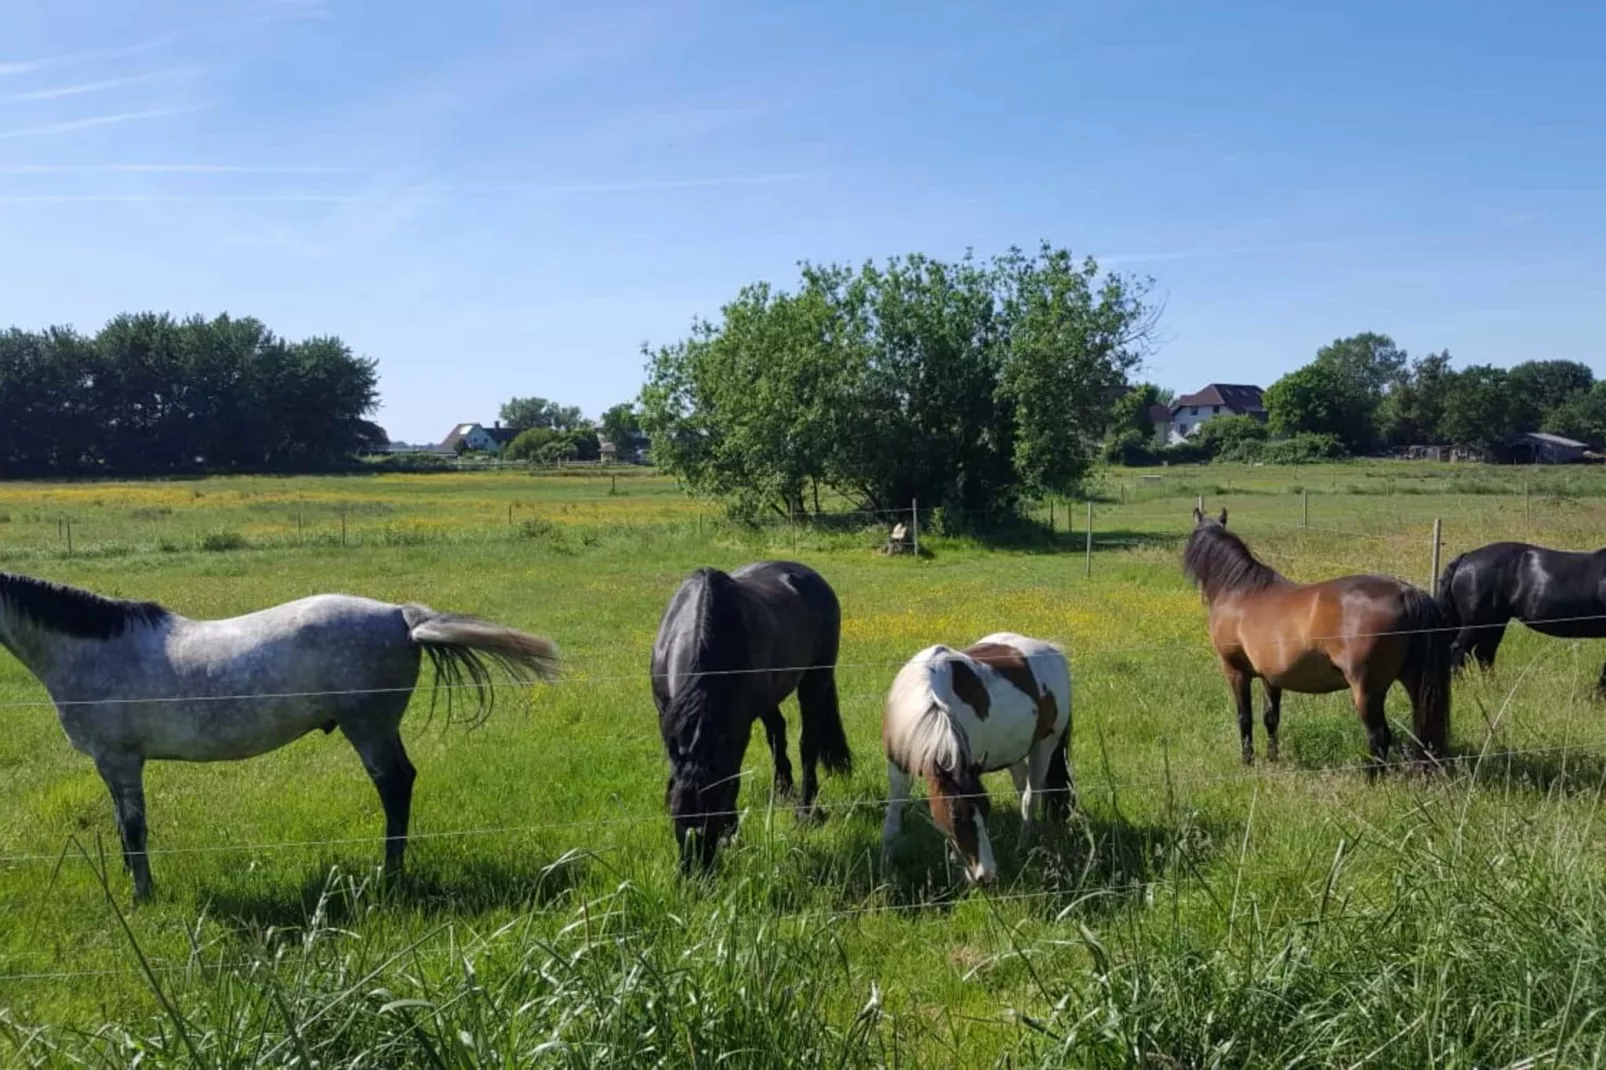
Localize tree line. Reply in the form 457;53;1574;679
639;243;1159;525
1106;332;1606;465
488;397;642;464
0;313;382;477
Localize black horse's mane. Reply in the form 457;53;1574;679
1182;523;1286;601
661;568;750;775
0;571;170;640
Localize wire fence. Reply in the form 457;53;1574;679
4;719;1604;986
4;480;1606;993
0;607;1600;713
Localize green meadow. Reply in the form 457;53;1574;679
3;462;1606;1067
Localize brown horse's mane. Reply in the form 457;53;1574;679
1182;522;1288;602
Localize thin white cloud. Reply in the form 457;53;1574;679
0;107;206;139
0;193;390;203
3;69;196;102
1103;237;1378;266
0;163;359;174
482;172;815;195
0;33;185;78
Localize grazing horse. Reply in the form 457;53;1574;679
651;561;853;872
1182;508;1451;774
0;570;560;902
1438;541;1606;696
880;633;1073;884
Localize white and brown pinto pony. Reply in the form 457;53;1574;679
880;632;1073;884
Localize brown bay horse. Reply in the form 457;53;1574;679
1182;508;1451;774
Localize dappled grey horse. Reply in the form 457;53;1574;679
0;570;559;902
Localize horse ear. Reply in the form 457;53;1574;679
1218;507;1228;525
1192;506;1205;525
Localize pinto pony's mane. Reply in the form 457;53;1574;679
883;646;970;777
1182;522;1287;602
661;569;749;783
0;571;170;640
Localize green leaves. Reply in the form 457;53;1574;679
0;314;379;476
639;244;1158;523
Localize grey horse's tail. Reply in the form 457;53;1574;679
403;605;561;726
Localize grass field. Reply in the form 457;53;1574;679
4;462;1606;1066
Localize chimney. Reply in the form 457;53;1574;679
494;420;500;429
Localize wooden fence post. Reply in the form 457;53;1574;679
1084;499;1093;578
341;509;348;549
1430;518;1442;594
1302;489;1308;529
911;499;920;559
65;518;73;558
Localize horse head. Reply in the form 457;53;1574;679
665;743;742;874
1192;506;1228;528
925;760;995;884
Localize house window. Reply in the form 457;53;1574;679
1214;405;1221;414
1190;406;1198;416
1178;423;1188;436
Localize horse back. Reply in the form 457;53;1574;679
1444;541;1606;633
1217;575;1419;691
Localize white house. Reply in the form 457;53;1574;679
440;422;518;453
1161;384;1267;445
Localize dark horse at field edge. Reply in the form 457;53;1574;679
1182;508;1451;774
651;560;853;872
1438;541;1606;696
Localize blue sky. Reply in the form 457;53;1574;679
2;0;1603;444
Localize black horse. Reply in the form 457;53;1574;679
651;560;853;872
1438;541;1606;694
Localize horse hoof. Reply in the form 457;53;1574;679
774;776;796;799
795;804;825;826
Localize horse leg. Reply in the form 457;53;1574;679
757;706;795;798
1225;664;1255;764
342;726;416;882
1465;621;1507;672
1352;684;1393;781
1261;682;1284;762
1595;659;1606;702
94;753;152;904
1016;740;1058;855
881;760;912;866
794;667;848;821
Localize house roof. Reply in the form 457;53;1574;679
441;422;518;449
1147;403;1174;426
1173;384;1265;414
1513;431;1588;448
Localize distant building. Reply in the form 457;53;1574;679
1505;431;1589;465
1161;384;1267;444
599;430;652;464
440;422;519;453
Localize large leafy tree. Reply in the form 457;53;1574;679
599;402;642;449
1541;382;1606;447
1264;360;1365;451
1506;360;1595;432
640;244;1157;523
1378;349;1453;447
1437;365;1514;451
0;314;378;476
1267;332;1406;453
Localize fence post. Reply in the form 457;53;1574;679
911;499;920;559
1524;480;1531;528
1196;493;1204;514
65;518;73;558
1048;498;1054;537
1430;518;1442;594
1301;489;1309;529
341;509;348;549
1084;499;1093;577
